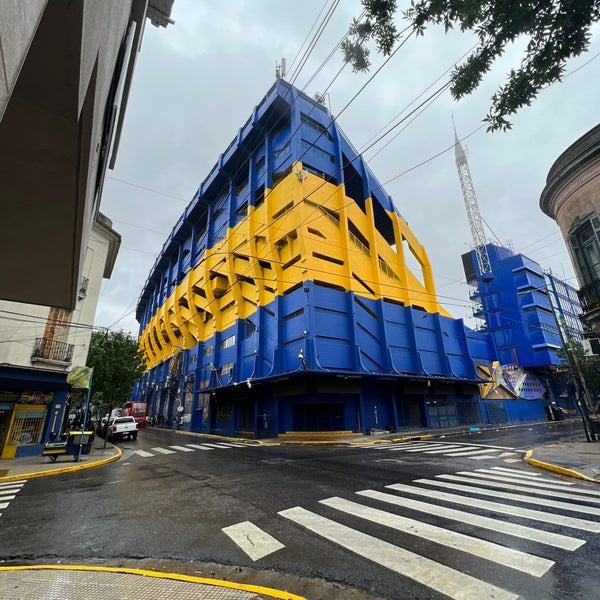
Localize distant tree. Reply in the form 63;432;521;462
557;337;600;414
343;0;600;131
86;330;146;444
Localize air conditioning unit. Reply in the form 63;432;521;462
582;337;600;356
78;276;89;299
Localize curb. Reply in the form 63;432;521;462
0;446;122;483
524;449;599;483
0;565;307;600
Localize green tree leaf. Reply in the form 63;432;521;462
345;0;600;130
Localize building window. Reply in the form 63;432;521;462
220;335;236;350
570;216;600;285
220;362;234;376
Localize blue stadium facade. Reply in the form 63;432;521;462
132;79;577;437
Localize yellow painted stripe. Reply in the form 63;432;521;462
140;162;449;370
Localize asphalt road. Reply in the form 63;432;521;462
1;421;599;600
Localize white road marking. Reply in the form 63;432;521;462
439;473;600;505
357;489;584;551
420;445;466;453
151;447;176;454
133;449;154;458
217;442;247;447
472;470;589;491
222;521;285;561
320;496;553;576
490;467;543;477
443;448;503;457
169;445;195;452
0;502;8;510
386;482;600;532
202;443;234;448
0;480;25;487
279;506;518;600
0;487;23;494
467;455;501;460
373;442;433;450
186;444;213;450
416;478;600;517
0;495;16;502
404;444;458;452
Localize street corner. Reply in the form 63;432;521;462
0;565;308;600
524;448;600;483
0;444;121;483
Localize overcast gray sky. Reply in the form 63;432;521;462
96;0;600;336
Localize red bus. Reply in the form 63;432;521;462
121;401;147;428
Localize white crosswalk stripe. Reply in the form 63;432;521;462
469;469;600;494
133;449;154;458
168;445;195;452
487;466;577;484
235;466;600;600
130;442;259;459
435;473;600;507
417;477;600;516
319;496;554;576
0;480;26;519
443;448;507;457
357;488;585;550
385;482;600;532
151;447;176;454
365;440;523;461
404;444;459;452
279;506;518;600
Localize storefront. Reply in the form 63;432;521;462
0;366;69;459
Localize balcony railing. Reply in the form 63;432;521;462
578;280;600;314
31;337;74;364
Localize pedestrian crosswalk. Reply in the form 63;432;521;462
131;441;252;459
0;479;26;519
223;466;600;599
363;439;524;461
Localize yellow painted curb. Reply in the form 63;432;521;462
0;565;307;600
524;449;599;483
390;434;435;443
0;446;122;483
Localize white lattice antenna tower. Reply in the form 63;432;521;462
454;125;491;275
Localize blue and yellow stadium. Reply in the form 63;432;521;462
133;78;505;437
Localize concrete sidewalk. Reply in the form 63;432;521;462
525;439;600;482
0;566;306;600
0;442;121;481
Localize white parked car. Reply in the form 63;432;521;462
102;416;138;441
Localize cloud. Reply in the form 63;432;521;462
95;0;600;334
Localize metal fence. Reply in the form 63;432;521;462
7;406;47;447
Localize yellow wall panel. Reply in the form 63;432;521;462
140;162;450;369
